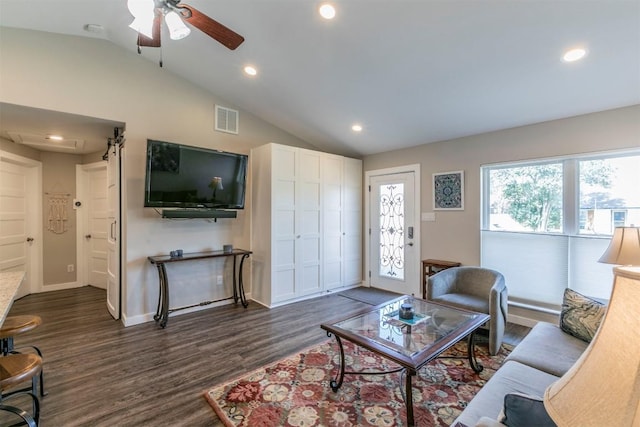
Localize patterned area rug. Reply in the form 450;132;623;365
204;339;512;426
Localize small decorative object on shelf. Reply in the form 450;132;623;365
223;244;233;253
169;249;183;258
399;303;414;320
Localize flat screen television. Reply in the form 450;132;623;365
144;139;248;210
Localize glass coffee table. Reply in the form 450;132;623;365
320;295;490;426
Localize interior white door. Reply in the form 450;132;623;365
79;163;108;289
369;171;418;296
106;143;120;319
0;152;42;298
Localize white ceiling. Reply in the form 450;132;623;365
0;0;639;157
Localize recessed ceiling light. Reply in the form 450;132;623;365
351;124;363;132
319;3;336;20
563;48;587;62
46;135;64;141
243;65;257;76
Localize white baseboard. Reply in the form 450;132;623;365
123;292;254;327
39;281;80;292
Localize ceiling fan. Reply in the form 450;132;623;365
128;0;244;51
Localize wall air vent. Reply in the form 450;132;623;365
215;105;239;135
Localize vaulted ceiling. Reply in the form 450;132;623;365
1;0;639;157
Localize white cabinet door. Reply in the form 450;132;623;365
297;149;322;297
343;157;362;287
272;145;298;303
323;154;344;291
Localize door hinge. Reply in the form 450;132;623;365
369;228;371;235
368;270;371;278
368;185;371;192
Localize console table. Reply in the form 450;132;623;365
148;249;251;328
421;259;461;299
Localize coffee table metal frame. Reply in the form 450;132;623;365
320;295;489;426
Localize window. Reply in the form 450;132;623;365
481;151;640;307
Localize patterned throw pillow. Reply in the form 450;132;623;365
560;288;606;343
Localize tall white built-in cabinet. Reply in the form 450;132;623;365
251;143;362;307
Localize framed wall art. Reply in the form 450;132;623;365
433;170;464;210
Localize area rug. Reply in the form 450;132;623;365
338;287;403;306
204;339;512;426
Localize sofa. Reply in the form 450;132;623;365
451;288;606;426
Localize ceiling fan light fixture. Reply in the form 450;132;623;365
127;0;155;19
165;10;191;40
129;16;155;39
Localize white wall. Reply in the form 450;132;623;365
364;105;640;266
0;27;318;325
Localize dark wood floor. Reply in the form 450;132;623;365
2;286;530;426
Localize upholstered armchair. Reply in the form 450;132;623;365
427;266;507;355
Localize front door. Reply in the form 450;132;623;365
0;151;42;298
368;169;420;296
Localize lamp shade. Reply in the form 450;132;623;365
543;266;640;426
165;11;191;40
598;226;640;265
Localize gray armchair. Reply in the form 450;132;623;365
427;266;507;355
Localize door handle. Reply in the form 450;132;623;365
407;242;414;247
26;237;34;242
85;234;92;239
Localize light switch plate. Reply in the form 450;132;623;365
421;212;436;222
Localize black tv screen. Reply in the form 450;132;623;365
144;140;248;209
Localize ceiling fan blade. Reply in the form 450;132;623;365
180;5;244;50
137;12;162;48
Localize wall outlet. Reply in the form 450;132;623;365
67;264;74;273
216;275;223;285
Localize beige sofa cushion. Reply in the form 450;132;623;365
451;360;559;427
505;322;587;377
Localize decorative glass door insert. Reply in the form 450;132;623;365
379;183;405;280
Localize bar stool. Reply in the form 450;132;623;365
0;315;45;397
0;353;42;427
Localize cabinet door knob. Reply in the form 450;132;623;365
85;234;92;239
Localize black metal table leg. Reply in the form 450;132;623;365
406;371;415;426
232;255;239;304
153;264;163;322
238;253;249;308
467;331;484;373
156;263;170;328
328;333;346;392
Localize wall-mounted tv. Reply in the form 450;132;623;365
144;139;248;210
